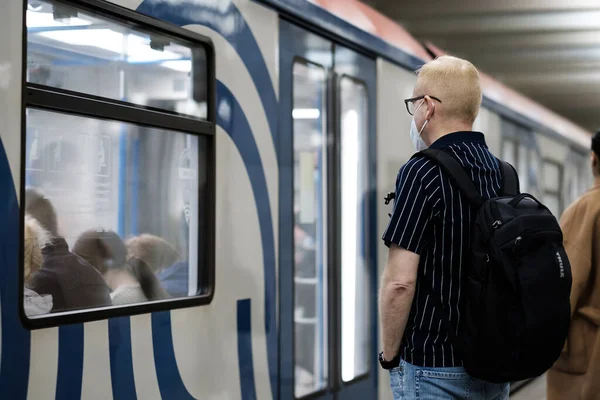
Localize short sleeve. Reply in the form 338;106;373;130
382;158;435;254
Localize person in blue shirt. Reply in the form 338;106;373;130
126;234;188;297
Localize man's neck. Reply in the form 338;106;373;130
425;124;474;146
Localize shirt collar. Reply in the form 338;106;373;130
429;131;487;150
42;237;69;255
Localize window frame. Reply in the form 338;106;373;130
20;0;216;329
291;56;330;400
542;158;564;216
336;74;371;386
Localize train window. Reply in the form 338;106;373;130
543;160;563;217
26;0;207;119
529;146;544;199
292;61;328;398
339;76;370;382
564;151;591;207
502;139;516;169
501;120;538;194
22;0;215;326
544;162;561;193
517;143;529;193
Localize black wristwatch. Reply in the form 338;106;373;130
378;352;401;370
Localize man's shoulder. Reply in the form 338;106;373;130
398;155;440;183
562;188;600;221
28;267;59;292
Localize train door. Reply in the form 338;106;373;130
279;20;378;400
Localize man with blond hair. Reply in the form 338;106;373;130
378;56;509;399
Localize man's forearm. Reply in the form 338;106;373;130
379;281;416;360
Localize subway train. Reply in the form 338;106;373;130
0;0;593;399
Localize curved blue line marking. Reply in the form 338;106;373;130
151;311;196;400
217;81;277;398
136;0;279;154
109;317;137;400
0;139;30;399
55;324;84;400
237;299;257;400
137;1;279;396
147;81;277;399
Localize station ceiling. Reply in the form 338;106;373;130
361;0;600;133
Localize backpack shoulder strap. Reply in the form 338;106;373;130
417;149;485;207
498;159;520;196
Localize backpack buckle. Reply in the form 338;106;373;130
384;192;395;205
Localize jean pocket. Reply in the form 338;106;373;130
417;369;471;399
420;368;470;380
389;367;404;398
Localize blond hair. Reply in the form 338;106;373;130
415;55;482;124
125;234;181;273
24;215;49;283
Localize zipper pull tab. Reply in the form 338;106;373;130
492;220;502;229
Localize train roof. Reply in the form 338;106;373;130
270;0;592;149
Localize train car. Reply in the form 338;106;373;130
0;0;592;399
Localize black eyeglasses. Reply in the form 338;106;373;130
404;95;442;116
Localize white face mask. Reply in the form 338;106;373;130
409;101;429;151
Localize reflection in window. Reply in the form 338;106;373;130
542;160;563;217
26;0;207;119
24;109;205;316
564;151;592;208
339;77;370;382
502;140;516;170
518;144;529;193
292;62;327;398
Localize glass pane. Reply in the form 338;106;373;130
544;162;560;192
339;77;370;382
518;143;529;193
26;0;208;119
24;108;205;317
293;62;327;398
543;194;560;217
502;140;515;168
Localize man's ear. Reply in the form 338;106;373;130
424;95;436;119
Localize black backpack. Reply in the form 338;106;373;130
416;148;573;383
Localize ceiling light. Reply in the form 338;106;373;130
293;108;321;119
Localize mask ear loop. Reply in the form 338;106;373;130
419;102;435;136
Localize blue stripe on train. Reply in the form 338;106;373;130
216;80;276;397
152;311;195;400
135;2;278;397
237;299;257;400
0;138;30;399
146;81;273;399
56;324;84;400
109;317;138;400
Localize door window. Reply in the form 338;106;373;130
292;61;328;398
339;76;370;382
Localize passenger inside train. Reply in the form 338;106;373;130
23;186;197;313
23;215;53;317
125;234;188;298
73;229;170;306
25;188;113;312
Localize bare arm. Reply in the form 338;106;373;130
379;244;419;361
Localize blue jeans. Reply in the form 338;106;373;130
389;359;510;399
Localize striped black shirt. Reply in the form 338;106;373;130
382;131;502;368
